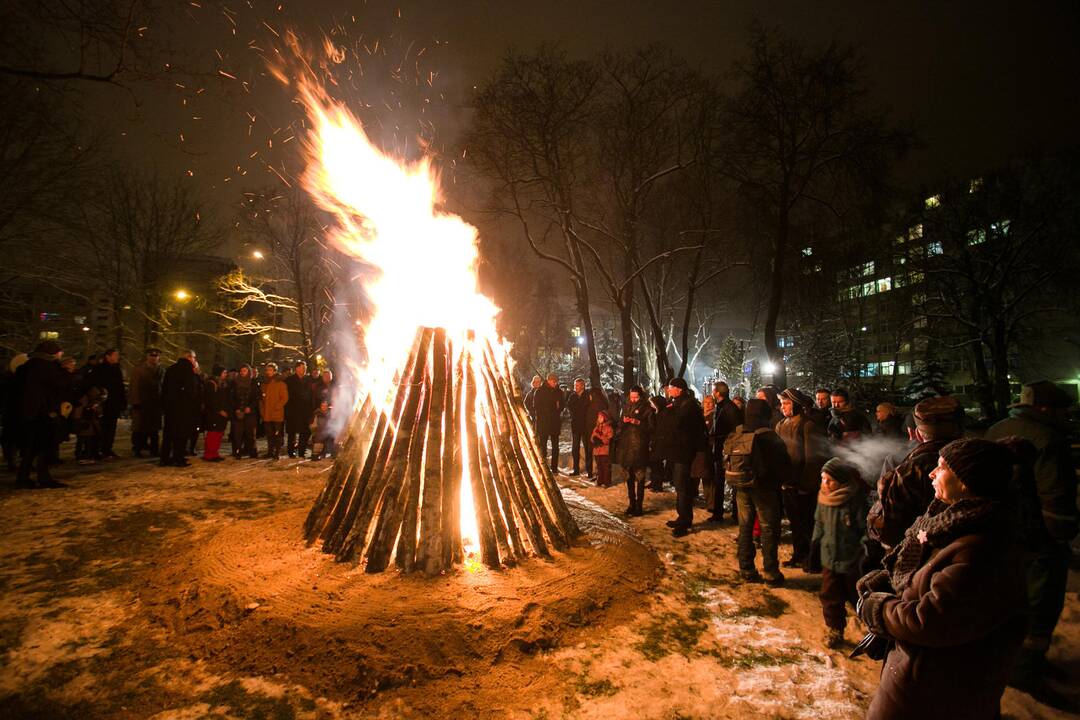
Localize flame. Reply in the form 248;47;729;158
290;48;504;561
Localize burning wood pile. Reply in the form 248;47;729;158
304;327;581;574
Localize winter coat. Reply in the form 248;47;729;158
202;378;231;432
16;355;65;421
533;384;563;437
90;362;127;414
654;394;708;465
524;386;540;423
260;376;289;423
230;375;260;419
590;418;614;456
862;499;1026;720
710;397;742;453
775;413;827;494
827;406;871;442
616;399;653;468
161;358;201;434
312;379;333;406
875;414;906;439
985;407;1078;543
813;485;867;574
566;390;590;432
284;374;315;432
866;440;949;549
128;362;163;432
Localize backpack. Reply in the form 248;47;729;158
724;428;770;489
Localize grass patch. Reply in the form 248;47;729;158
202;680;298;720
731;591;789;619
715;648;803;669
633;611;709;661
575;673;618;698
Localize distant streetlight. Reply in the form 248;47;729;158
81;326;90;332
252;250;264;260
576;336;586;345
175;289;190;301
762;360;777;375
262;333;271;341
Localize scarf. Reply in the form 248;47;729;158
883;497;1008;593
818;481;859;508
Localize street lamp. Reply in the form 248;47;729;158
252;250;264;260
762;360;777;375
175;289;190;301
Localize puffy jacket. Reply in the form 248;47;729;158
260;376;289;422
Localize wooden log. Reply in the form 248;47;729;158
323;410;389;554
463;346;501;568
416;329;449;575
364;328;434;572
303;395;376;543
442;340;464;566
334;332;427;560
394;354;432;572
476;362;550;558
476;409;523;564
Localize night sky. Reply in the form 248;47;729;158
75;0;1080;218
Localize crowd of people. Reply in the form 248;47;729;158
0;341;341;488
525;371;1077;716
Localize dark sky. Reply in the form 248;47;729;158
84;0;1080;212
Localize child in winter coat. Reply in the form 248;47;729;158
311;400;335;460
812;457;868;648
74;387;106;465
590;410;614;487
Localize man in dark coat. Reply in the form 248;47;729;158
617;385;654;516
655;377;707;537
708;381;743;521
725;398;791;585
523;374;542;438
160;350;201;468
533;373;563;472
129;348;163;457
14;341;67;488
1;354;29;472
826;388;871;443
867;396;964;553
874;402;906;439
230;364;260;458
565;378;591;476
284;361;316;458
775;388;826;569
985;381;1078;700
91;349;127;459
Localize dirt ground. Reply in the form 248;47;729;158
1;424;1078;719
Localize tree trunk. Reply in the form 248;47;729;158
968;342;996;419
990;320;1011;419
764;201;789;389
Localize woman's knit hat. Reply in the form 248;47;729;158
821;457;860;486
938;438;1013;499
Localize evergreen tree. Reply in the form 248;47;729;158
904;360;948;402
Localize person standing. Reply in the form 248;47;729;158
590;410;614;488
565;378;590;476
129;348;163;458
14;341;66;488
260;362;289;460
524;375;542;437
874;403;905;439
160;350;201;468
617;385;654;516
826;388;871;443
230;364;260;458
776;388;827;569
707;382;742;522
855;439;1027;720
534;373;563;472
808;388;832;429
285;361;315;458
201;365;231;462
92;349;126;459
813;458;868;648
1;354;29;472
656;378;707;538
313;368;334;406
985;381;1078;701
724;398;791;585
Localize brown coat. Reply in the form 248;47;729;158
867;532;1027;720
774;413;826;494
259;376;289;422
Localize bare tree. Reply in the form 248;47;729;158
215;188;336;367
718;22;905;388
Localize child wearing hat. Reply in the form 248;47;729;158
813;457;868;648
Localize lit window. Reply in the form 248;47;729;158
900;342;912;353
894;234;906;246
877;277;892;293
898;362;912;375
925;195;941;209
862;261;875;277
862;281;877;296
864;363;880;377
801;247;813;257
908;271;925;285
910;223;924;239
897;256;906;265
570;326;581;338
38;331;59;340
74;315;86;324
914;316;928;329
991;219;1011;236
927;241;943;255
881;361;896;375
967;229;987;246
969;178;983;193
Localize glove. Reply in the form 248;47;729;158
856;592;894;636
849;632;893;661
856;569;892;598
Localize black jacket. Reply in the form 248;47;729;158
161;358;201;433
566;390;590;432
16;355;65;421
90;362;127;414
653;393;707;465
203;378;232;432
534;384;563;435
284;374;315;432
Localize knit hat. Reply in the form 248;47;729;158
779;387;813;410
821;457;861;486
913;395;962;426
33;340;62;356
667;377;689;391
938;438;1013;499
1012;381;1073;409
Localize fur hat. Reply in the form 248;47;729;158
913;396;962;426
939;438;1013;499
821;457;861;486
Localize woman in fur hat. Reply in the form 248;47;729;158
856;438;1028;719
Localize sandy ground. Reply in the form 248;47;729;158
0;423;1078;719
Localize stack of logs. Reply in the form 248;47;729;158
304;327;581;575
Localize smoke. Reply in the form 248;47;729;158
828;435;914;486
